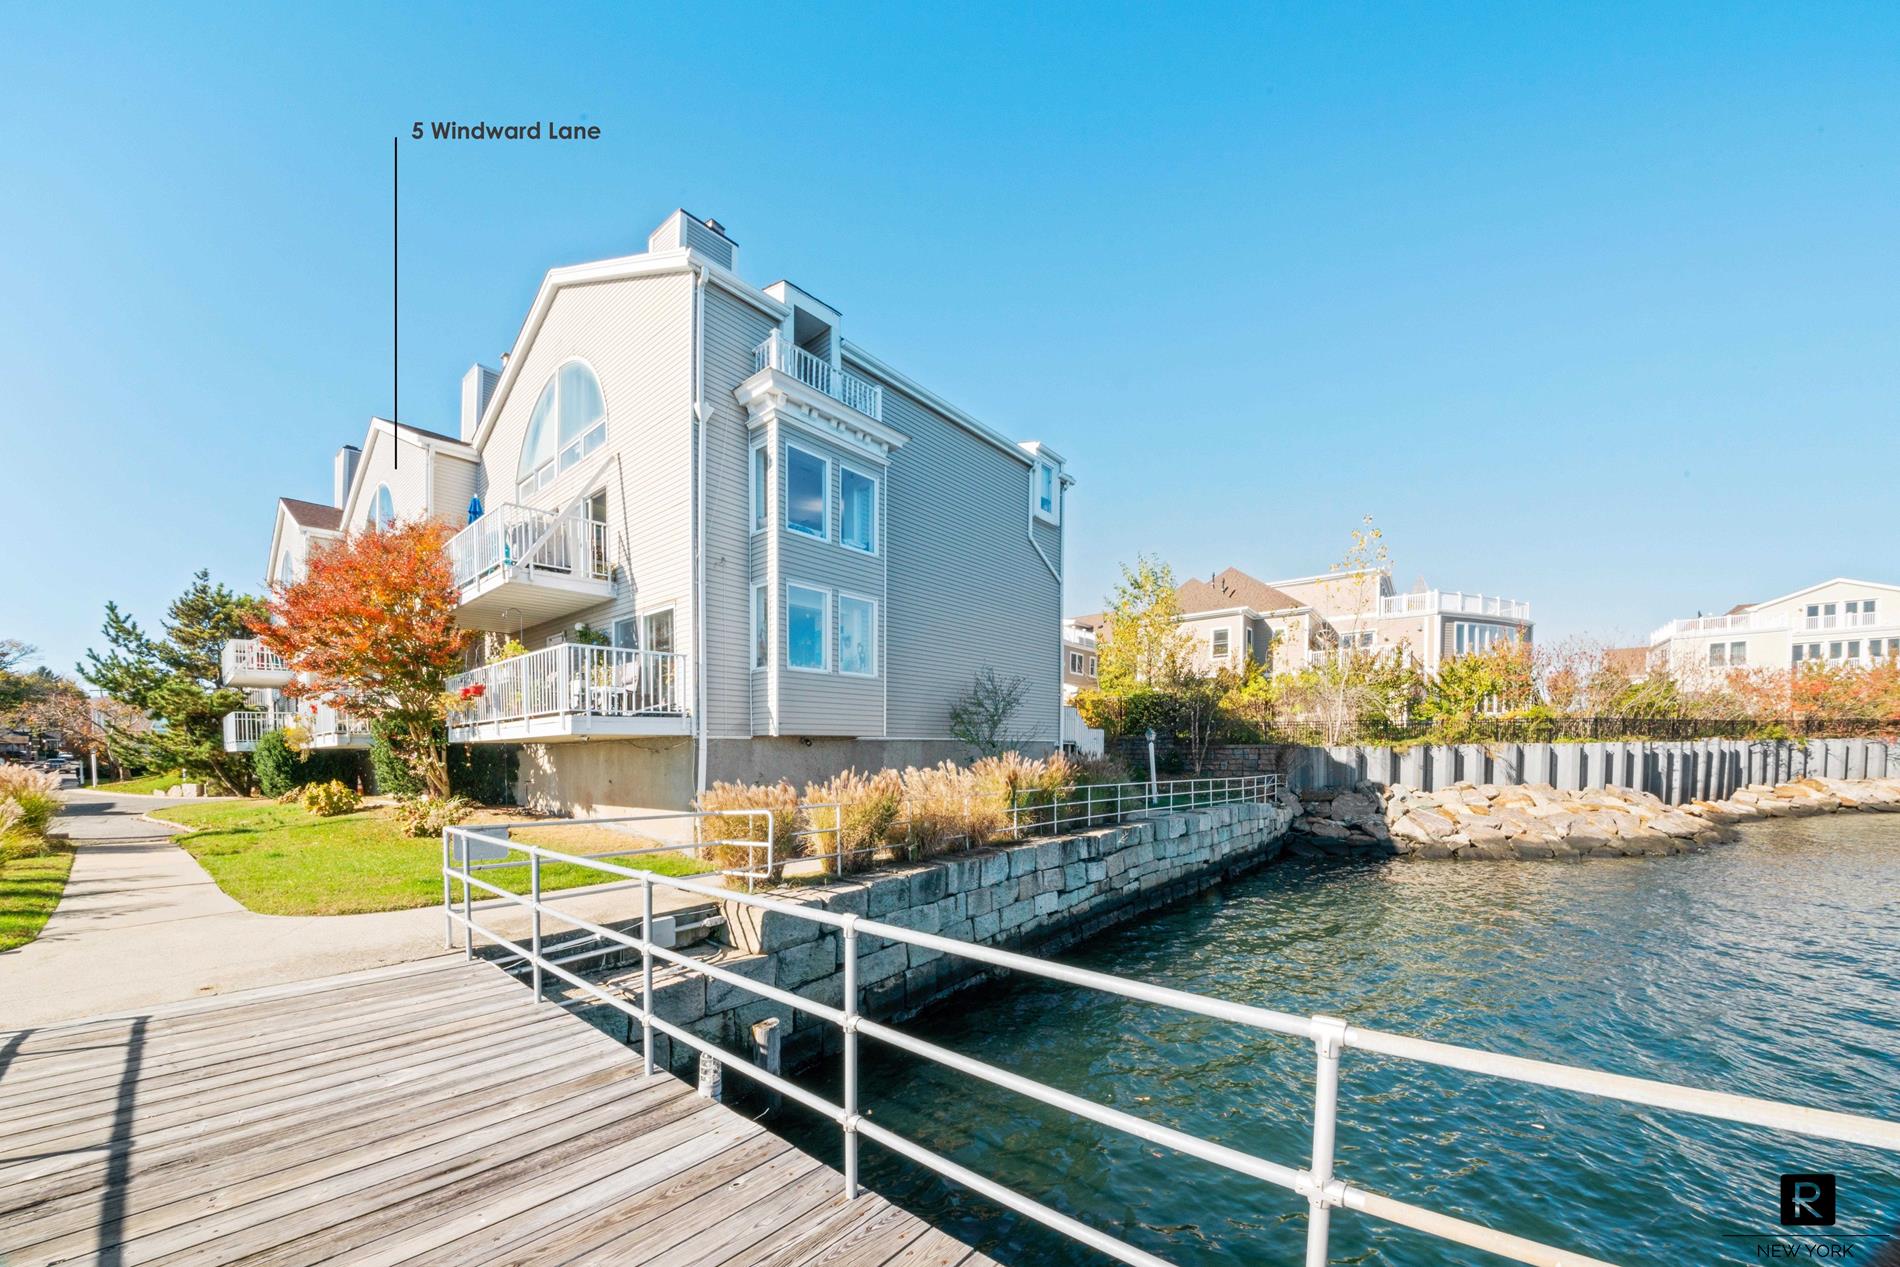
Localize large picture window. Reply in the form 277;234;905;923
838;595;876;676
785;445;828;540
516;361;607;499
786;584;828;671
839;466;877;553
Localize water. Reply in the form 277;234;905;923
781;814;1900;1264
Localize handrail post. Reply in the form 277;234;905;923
529;848;543;1003
1304;1016;1349;1267
441;829;453;949
842;916;860;1198
460;833;473;960
834;803;844;876
641;873;655;1076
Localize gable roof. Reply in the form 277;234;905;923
279;498;342;532
1742;577;1900;612
1177;568;1301;616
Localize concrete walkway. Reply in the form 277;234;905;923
0;789;716;1028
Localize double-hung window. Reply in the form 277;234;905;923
750;444;770;534
786;584;829;671
839;466;877;553
1708;643;1726;667
838;594;876;676
1032;459;1060;524
1068;651;1083;674
785;445;828;540
1211;629;1231;659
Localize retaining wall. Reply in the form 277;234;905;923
632;796;1298;1072
1123;738;1893;805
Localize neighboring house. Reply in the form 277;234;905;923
1601;646;1652;684
1061;620;1098;701
1072;565;1532;678
224;210;1072;814
1648;578;1900;680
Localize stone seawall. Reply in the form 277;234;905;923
1292;776;1900;862
627;796;1298;1072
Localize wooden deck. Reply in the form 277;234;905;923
0;956;1000;1266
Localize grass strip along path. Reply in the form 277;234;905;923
161;801;712;916
0;843;77;951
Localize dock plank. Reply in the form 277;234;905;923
0;958;1001;1267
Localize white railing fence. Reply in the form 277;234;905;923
219;639;288;681
752;331;885;421
1007;775;1282;838
1383;591;1532;621
442;817;1900;1267
447;503;610;592
448;645;685;728
221;710;292;749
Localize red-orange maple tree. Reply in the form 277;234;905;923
253;520;469;796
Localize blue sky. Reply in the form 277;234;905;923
3;3;1896;677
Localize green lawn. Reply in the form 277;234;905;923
0;843;77;951
162;801;712;916
96;771;186;795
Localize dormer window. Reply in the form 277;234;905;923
516;360;607;499
1033;459;1060;525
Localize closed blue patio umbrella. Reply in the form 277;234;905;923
467;494;484;524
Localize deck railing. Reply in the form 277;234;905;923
752;331;884;421
446;503;610;593
1650;612;1787;643
447;645;685;729
1381;590;1531;620
221;710;292;749
219;639;288;682
442;813;1900;1267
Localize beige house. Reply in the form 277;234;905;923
1649;577;1900;681
1074;565;1533;678
222;210;1072;814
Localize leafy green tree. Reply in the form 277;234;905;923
80;571;266;792
1095;556;1193;693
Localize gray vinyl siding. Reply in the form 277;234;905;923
350;432;432;529
801;328;833;361
699;285;779;737
474;273;695;694
857;367;1062;743
772;429;886;737
682;218;736;270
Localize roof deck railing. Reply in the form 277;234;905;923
753;330;884;421
441;791;1900;1267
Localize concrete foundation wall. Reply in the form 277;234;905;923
637;796;1297;1073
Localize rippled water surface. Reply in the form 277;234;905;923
784;814;1900;1264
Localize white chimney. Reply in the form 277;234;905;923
647;209;737;273
460;363;500;442
333;445;360;508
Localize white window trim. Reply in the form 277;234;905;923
785;581;830;674
640;603;677;656
1211;629;1231;659
1032;459;1061;525
749;441;768;536
838;463;879;556
1068;652;1083;674
750;582;768;671
836;590;878;678
784;442;830;542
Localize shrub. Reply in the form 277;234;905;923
391;795;474;838
803;769;903;874
298;779;361;816
895;763;1008;859
0;766;61;839
369;730;425;797
253;730;362;797
695;780;803;880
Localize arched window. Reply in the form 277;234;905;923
373;484;395;528
516;361;607;498
280;549;294;583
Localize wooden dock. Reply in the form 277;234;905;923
0;956;1000;1266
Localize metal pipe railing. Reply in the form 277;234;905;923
441;816;1900;1267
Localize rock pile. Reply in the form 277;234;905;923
1290;776;1900;862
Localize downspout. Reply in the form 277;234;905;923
692;264;710;796
1028;478;1063;750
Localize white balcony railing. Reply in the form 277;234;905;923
1649;612;1789;645
220;639;289;683
752;331;884;422
222;710;292;751
1380;590;1531;621
447;645;686;732
447;504;609;593
308;706;372;746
